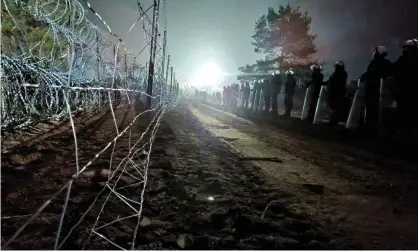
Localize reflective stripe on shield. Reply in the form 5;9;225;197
259;89;265;111
301;85;314;120
346;79;366;129
254;89;261;111
313;85;328;124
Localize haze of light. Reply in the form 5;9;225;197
189;61;224;88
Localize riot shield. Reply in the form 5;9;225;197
250;89;256;109
346;79;365;129
313;85;328;124
379;78;395;127
258;89;264;112
301;85;314;120
254;89;261;111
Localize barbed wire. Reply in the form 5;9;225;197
1;0;176;249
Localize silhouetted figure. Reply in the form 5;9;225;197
216;91;222;104
243;82;251;108
254;80;262;111
284;69;296;116
327;61;348;125
203;91;207;102
250;81;258;109
271;70;283;113
222;86;227;106
263;77;272;112
307;64;324;122
227;84;234;106
240;83;245;105
393;38;418;137
233;83;240;107
360;46;392;135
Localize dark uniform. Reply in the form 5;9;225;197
262;77;272;112
251;81;260;110
360;46;392;134
243;82;251;108
307;66;324;122
327;62;348;125
284;70;296;116
271;72;283;113
255;80;263;111
393;39;418;136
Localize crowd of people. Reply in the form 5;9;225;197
202;39;418;139
217;69;297;117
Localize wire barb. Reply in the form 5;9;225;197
1;0;174;249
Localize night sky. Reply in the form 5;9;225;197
89;0;418;86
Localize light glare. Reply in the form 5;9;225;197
190;61;223;87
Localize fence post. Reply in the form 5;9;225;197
145;0;161;110
170;67;174;98
172;72;175;98
112;45;118;102
165;55;170;99
176;79;179;99
161;30;167;99
95;31;100;81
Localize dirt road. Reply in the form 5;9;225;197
2;99;418;249
2;101;341;249
193;101;418;249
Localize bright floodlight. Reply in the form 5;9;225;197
191;61;223;87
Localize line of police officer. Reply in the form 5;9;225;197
239;38;418;137
242;69;297;116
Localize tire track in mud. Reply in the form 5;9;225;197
193;101;418;249
138;102;342;249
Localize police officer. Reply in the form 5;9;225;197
307;64;324;122
233;83;240;107
255;79;263;111
251;80;260;110
393;39;418;137
243;82;251;108
284;69;296;116
271;69;282;113
360;46;392;135
222;86;227;106
327;61;348;125
262;76;272;112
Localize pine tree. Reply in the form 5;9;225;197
251;4;317;69
237;58;276;82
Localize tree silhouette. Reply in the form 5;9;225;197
237;58;276;82
238;4;317;79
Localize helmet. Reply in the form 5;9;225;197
404;38;418;48
335;61;344;67
310;64;321;71
272;69;280;75
286;69;294;75
373;46;388;55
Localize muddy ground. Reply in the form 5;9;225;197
195;100;418;249
2;99;418;249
